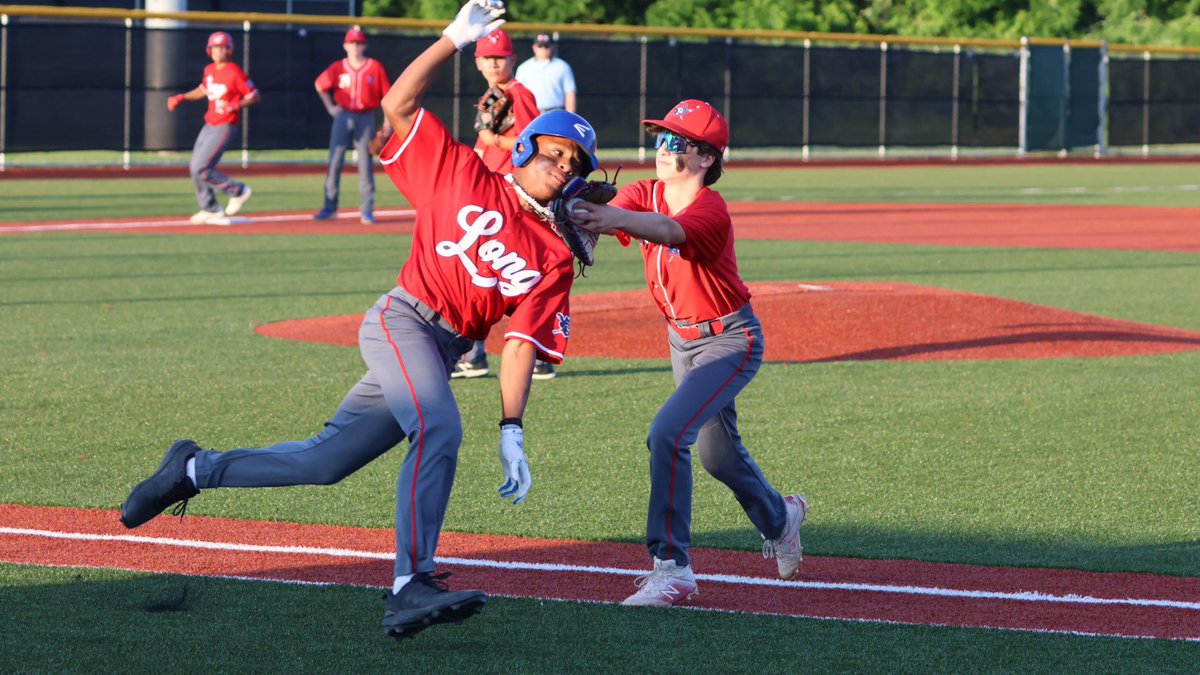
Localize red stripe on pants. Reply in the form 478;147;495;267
665;329;756;560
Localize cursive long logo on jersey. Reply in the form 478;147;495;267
436;205;542;297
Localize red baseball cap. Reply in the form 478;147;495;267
344;26;366;43
475;29;513;58
643;99;729;153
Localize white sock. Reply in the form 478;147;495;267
185;457;198;487
392;574;414;594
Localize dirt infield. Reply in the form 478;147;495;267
2;504;1196;640
2;155;1196;181
257;281;1200;362
6;201;1200;253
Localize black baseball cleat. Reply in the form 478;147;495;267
119;439;201;529
381;572;487;640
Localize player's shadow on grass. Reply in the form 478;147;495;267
794;329;1200;363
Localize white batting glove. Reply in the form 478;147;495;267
497;423;531;505
443;0;507;51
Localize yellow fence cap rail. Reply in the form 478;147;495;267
2;4;1199;56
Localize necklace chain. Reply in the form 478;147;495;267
506;174;558;231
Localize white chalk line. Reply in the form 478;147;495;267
4;527;1198;613
0;209;416;234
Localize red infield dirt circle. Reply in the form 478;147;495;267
256;282;1200;362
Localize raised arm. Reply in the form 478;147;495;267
382;0;506;140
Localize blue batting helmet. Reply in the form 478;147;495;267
512;110;599;176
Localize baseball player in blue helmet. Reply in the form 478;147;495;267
119;0;605;641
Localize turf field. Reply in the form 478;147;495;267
1;161;1198;670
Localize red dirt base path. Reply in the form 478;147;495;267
6;201;1200;253
1;505;1197;641
256;282;1200;362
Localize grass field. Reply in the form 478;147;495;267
1;162;1198;670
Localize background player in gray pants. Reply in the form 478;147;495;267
314;26;391;225
166;31;259;225
571;99;808;607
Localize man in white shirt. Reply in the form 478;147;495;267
515;33;577;113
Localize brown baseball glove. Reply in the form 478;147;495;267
549;174;620;268
474;86;514;134
368;127;389;156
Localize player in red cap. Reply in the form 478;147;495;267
165;31;260;225
313;26;391;224
570;99;809;607
119;0;604;640
451;28;545;380
470;29;539;172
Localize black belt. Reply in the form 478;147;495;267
392;287;463;339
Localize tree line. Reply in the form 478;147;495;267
363;0;1200;46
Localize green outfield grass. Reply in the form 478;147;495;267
1;162;1198;222
1;162;1198;669
2;565;1197;673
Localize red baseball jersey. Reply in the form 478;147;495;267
610;179;751;324
200;62;256;126
380;108;578;363
474;81;539;173
315;57;390;113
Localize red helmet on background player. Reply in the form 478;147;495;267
207;31;235;57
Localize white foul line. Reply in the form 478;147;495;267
3;527;1198;612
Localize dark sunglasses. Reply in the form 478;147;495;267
655;131;698;154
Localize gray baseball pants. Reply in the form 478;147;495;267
645;304;788;568
323;110;377;214
190;123;247;214
191;286;473;577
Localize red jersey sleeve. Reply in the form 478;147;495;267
379;108;487;209
609;180;655;246
502;265;574;363
367;59;390;104
315;61;340;91
670;188;731;263
235;66;256;98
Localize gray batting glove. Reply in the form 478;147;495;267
443;0;506;51
326;105;343;118
497;423;531;505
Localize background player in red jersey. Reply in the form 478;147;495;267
119;0;603;640
313;26;391;225
454;28;555;380
570;99;809;607
166;31;259;225
470;29;538;172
